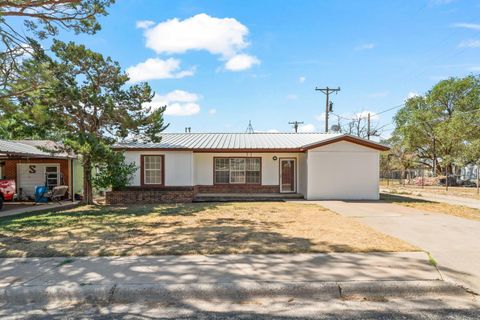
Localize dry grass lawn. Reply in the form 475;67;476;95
381;183;480;200
381;193;480;222
0;202;417;258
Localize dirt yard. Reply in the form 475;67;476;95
0;202;416;257
380;183;480;200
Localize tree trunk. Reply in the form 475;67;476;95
83;157;94;205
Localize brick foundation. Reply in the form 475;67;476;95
106;188;194;204
194;184;280;194
105;184;282;204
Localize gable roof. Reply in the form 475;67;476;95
113;133;389;152
0;140;74;159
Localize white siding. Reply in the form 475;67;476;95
193;152;305;194
306;141;380;200
124;151;193;187
123;143;380;200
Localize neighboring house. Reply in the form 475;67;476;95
460;164;479;182
111;133;388;203
0;140;83;200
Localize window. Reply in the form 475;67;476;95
214;158;261;184
45;166;59;190
142;155;163;185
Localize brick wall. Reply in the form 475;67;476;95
106;188;194;204
194;184;280;194
2;158;70;185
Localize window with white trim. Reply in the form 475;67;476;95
214;158;261;184
143;155;163;185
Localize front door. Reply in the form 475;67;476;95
280;159;296;193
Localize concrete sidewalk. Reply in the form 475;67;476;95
0;252;466;305
0;201;79;218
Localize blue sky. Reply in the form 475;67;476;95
64;0;480;137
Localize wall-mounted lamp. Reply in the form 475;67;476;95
272;156;278;161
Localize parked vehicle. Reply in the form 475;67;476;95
0;179;16;210
461;179;478;188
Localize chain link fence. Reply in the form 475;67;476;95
380;166;479;195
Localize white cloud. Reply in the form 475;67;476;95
459;39;480;48
143;14;248;57
315;112;326;122
164;103;200;116
144;90;201;116
297;123;316;133
224;54;260;71
469;66;480;72
255;129;280;133
208;108;217;115
286;94;298;100
367;91;388;98
127;58;195;83
407;91;420;99
354;43;375;51
451;23;480;31
299;76;306;83
356;110;380;121
141;14;258;71
136;20;155;29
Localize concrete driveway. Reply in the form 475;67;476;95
317;200;480;294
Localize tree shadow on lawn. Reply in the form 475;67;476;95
108;218;320;256
0;202;355;257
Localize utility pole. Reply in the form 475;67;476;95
289;121;304;133
315;86;340;133
367;113;371;140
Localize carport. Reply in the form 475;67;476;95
0;140;78;201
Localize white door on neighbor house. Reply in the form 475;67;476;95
17;163;60;198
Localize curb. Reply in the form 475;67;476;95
1;280;468;305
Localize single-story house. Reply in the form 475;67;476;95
110;133;388;203
0;140;83;200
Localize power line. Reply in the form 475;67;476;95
373;103;405;116
331;103;404;122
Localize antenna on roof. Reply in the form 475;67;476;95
288;121;304;133
245;120;254;134
184;127;191;133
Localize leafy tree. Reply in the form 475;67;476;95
392;75;480;174
8;40;168;204
0;0;114;97
92;150;137;191
380;136;416;181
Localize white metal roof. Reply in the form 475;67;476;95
0;140;74;158
114;133;389;151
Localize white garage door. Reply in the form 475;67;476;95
306;141;380;200
17;163;60;199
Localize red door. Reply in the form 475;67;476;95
280;159;295;193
